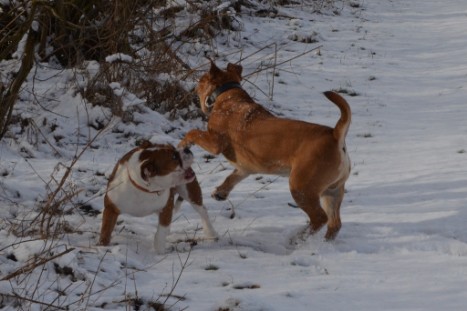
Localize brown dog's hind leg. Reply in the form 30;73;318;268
99;197;120;245
321;185;345;240
289;168;328;234
290;188;328;235
212;168;249;201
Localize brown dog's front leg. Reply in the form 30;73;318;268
179;129;223;155
212;168;249;201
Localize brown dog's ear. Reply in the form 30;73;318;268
227;63;243;81
209;61;221;76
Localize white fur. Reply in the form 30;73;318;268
129;149;189;192
107;151;174;216
154;224;170;254
175;184;218;240
190;204;218;239
337;143;351;183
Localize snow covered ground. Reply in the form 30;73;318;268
1;0;467;310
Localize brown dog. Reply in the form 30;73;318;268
179;62;351;240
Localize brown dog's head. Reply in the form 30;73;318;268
197;62;243;115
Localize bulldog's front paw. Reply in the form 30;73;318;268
154;226;169;254
204;228;219;241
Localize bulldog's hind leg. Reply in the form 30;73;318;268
321;185;345;240
212;168;249;201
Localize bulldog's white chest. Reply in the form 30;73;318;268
107;164;170;216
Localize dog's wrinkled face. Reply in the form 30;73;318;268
197;62;243;115
139;144;195;189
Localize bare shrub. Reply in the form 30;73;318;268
79;0;246;119
0;0;343;140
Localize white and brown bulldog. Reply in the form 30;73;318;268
179;62;352;241
100;140;217;254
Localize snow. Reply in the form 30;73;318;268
105;53;134;64
1;0;467;310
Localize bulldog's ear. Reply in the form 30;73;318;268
138;139;152;149
227;63;243;80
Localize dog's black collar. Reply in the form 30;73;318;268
205;82;243;110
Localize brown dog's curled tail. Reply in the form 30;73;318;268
323;91;351;148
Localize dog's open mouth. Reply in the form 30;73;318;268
184;168;195;181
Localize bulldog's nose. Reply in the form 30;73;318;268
179;147;194;169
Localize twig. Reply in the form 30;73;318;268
243;45;322;78
1;247;75;281
30;119;62;156
269;43;278;101
0;237;43;253
233;176;280;212
0;292;68;311
162;235;195;308
38;120;107;238
237;42;278;64
83;249;109;308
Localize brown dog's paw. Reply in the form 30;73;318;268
308;211;328;236
178;129;201;149
211;189;228;201
177;139;192;149
324;226;341;241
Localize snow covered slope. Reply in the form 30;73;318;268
1;0;466;310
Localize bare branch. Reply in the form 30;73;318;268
1;247;75;281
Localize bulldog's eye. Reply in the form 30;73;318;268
172;153;179;160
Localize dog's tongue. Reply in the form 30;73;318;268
184;168;195;180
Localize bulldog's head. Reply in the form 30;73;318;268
138;143;195;190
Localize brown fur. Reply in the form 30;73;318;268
179;62;351;240
100;195;120;246
158;188;175;227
